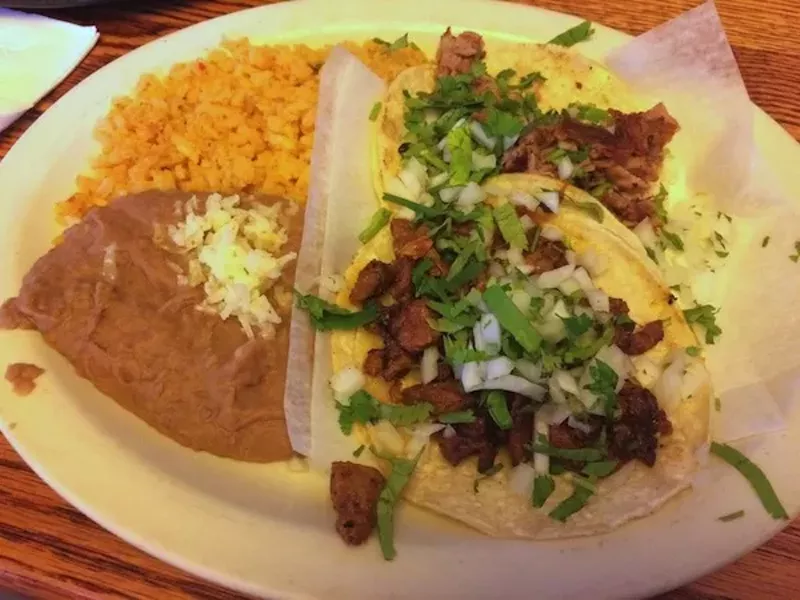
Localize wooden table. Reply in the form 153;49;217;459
1;0;799;597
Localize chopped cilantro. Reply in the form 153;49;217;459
661;229;685;252
683;304;722;344
294;292;379;331
714;231;727;249
336;390;433;435
715;397;722;412
645;247;658;263
590;181;613;199
653;184;669;223
483;106;526;139
411;258;433;293
710;442;788;520
493;202;528;249
483;285;542;354
529;435;605;462
762;236;770;248
790;241;800;263
716;251;729;258
359;208;391;243
446;126;474;186
561;313;594;339
532;474;555;508
376;449;422;560
473;463;504;492
570;102;609;124
438;410;476;424
369;101;382;122
353;445;366;458
486;391;513;430
549;483;594;522
548;21;595;47
584;360;618;419
718;510;745;522
582;460;618;478
686;346;701;357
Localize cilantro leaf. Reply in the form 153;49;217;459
761;236;770;248
376;450;423;560
569;102;609;124
359;208;391;243
549;483;594;522
548;21;595;47
486;391;513;430
532;474;555;508
710;442;788;520
295;292;379;331
336;390;434;434
493;202;528;249
446;126;474;186
369;101;382;122
683;304;722;344
661;229;685;252
653;184;669;223
790;241;800;263
561;313;594;339
438;410;476;424
584;360;618;419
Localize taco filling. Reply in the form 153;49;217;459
381;28;678;230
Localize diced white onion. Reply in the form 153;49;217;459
568;415;594;434
558;156;574;180
565;250;577;265
330;367;364;402
538;403;570;426
418;192;435;207
485;356;515;380
437;136;449;151
681;357;711;400
476;313;502;349
421;346;440;384
370;421;405;456
442;147;452;163
520;214;535;231
439;186;463;204
537;263;575;289
461;361;484;392
510;289;531;312
533;418;550;473
488;261;505;278
553;370;580;397
473;375;547;400
557;277;581;296
632;355;663;389
536;191;560;213
634;218;658;249
549;377;568;405
506;247;524;267
429;171;450;187
469;121;497;149
443;425;457;439
457;182;486;210
509;463;537;497
514;359;542;382
472;151;497;170
406;157;428;185
509;190;540;212
571;267;594;292
405;423;445;458
577;249;608;276
653;352;688;412
540;224;563;241
585;288;610;313
386;176;414;201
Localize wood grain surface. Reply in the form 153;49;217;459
1;0;799;598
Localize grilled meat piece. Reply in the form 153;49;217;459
402;379;470;415
608;380;671;467
349;259;394;305
388;299;441;354
436;27;485;77
330;461;385;546
614;320;665;356
524;239;568;275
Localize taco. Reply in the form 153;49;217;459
310;172;710;552
373;28;678;238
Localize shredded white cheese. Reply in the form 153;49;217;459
168;193;297;339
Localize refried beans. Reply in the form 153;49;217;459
0;191;304;462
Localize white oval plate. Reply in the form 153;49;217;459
2;1;799;598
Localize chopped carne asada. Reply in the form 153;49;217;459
609;296;665;355
436;28;486;77
608;381;672;467
501;104;679;227
507;395;534;466
350;259;394;305
436;415;491;465
330;461;386;545
402;380;470;414
524;239;568;275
